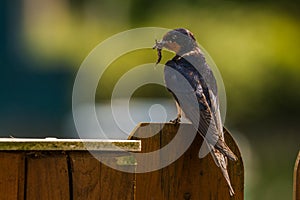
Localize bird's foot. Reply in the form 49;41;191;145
169;117;181;124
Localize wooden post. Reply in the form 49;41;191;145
294;151;300;200
0;124;244;199
129;123;244;200
69;151;136;200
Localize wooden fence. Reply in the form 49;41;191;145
0;123;244;200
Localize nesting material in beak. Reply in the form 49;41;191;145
153;39;164;64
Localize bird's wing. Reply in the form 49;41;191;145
209;89;238;161
164;60;237;161
164;60;219;145
209;89;224;140
186;54;238;161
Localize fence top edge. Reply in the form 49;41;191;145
0;138;141;151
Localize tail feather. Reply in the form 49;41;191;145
215;139;238;161
196;122;238;195
210;147;235;196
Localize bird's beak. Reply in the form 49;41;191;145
153;39;165;64
153;39;165;50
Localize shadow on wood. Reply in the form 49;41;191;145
294;151;300;200
129;123;244;200
0;151;136;200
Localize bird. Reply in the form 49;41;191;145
153;28;238;196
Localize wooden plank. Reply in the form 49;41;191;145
294;151;300;200
160;123;197;200
129;123;244;200
0;152;25;200
0;139;141;151
129;123;164;199
160;123;212;200
26;152;70;200
69;152;101;200
99;152;136;200
69;151;136;200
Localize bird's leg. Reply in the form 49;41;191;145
170;101;182;124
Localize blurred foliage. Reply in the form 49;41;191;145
13;0;300;199
23;0;300;128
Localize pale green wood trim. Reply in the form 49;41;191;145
0;138;141;151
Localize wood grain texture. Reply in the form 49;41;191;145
26;152;70;200
0;123;243;200
294;151;300;200
69;151;136;200
130;123;164;199
98;152;136;200
129;123;244;200
69;152;101;200
0;152;25;200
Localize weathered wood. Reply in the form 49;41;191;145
69;151;136;200
130;123;164;199
26;152;70;200
0;123;244;199
0;138;141;151
129;123;244;200
69;152;101;200
99;152;136;200
0;139;140;199
294;151;300;200
0;152;25;200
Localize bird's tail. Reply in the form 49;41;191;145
200;130;237;196
215;139;238;162
209;146;235;196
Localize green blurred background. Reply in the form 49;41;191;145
0;0;299;199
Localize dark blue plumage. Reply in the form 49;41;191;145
165;55;211;110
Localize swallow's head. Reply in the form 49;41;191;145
153;28;197;64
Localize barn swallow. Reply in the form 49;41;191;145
153;28;238;196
